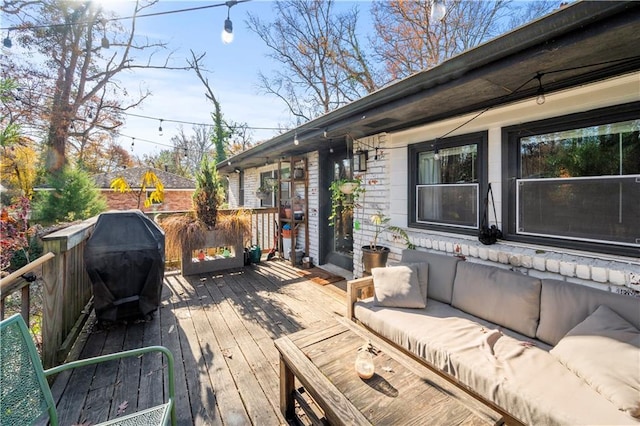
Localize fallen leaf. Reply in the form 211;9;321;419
382;366;394;373
117;400;129;415
519;341;535;348
168;325;175;334
71;422;91;426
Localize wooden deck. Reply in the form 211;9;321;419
50;260;347;426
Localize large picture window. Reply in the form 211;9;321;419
409;132;487;232
504;103;640;254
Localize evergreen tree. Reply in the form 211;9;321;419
33;167;107;223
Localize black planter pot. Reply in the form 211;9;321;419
361;245;390;275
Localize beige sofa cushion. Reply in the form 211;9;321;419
354;300;638;425
451;262;541;337
537;279;640;346
372;264;426;309
550;305;640;418
400;249;460;304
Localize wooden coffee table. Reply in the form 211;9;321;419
275;319;503;425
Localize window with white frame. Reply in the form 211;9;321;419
259;171;276;207
409;132;487;232
504;102;640;254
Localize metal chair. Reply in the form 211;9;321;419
0;314;176;425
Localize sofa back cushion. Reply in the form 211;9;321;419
537;279;640;346
451;262;542;337
400;249;461;304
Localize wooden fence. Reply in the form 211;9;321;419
41;217;97;369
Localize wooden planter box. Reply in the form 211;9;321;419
181;229;244;276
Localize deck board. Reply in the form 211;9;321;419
51;260;347;425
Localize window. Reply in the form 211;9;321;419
504;102;640;254
146;190;162;205
259;171;276;207
409;132;487;232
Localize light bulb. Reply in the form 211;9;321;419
431;0;446;21
434;150;440;161
221;18;234;44
535;73;545;105
294;133;299;145
3;36;12;48
101;36;110;49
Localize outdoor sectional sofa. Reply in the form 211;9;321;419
347;249;640;425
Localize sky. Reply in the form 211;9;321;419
98;0;371;159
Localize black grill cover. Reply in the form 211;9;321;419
85;210;165;322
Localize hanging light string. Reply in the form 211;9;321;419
4;55;638;155
0;0;251;32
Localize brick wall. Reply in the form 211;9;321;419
350;132;640;297
102;190;194;212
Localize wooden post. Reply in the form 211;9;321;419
279;353;295;420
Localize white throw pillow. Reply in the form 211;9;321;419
397;262;429;302
550;305;640;418
372;264;426;309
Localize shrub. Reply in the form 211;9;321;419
32;167;107;224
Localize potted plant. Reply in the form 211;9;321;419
362;211;414;274
329;177;364;226
256;184;272;201
160;157;251;275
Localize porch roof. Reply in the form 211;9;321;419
217;1;640;174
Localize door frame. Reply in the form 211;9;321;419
318;142;353;271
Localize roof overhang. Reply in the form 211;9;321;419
218;1;640;174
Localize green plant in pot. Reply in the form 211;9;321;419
160;157;226;262
329;177;364;226
362;211;414;275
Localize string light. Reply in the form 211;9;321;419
221;1;237;44
131;137;135;151
0;0;251;39
293;132;299;145
431;0;446;21
158;119;163;136
100;19;109;49
535;73;546;105
3;30;11;48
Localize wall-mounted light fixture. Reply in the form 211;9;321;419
221;0;238;44
354;149;368;172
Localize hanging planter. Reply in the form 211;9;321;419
339;181;359;194
329;178;364;227
256;191;270;201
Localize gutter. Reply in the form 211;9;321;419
217;1;636;171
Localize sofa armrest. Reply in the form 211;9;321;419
347;277;374;321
